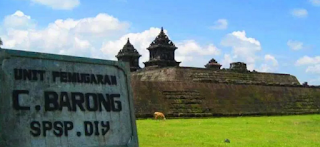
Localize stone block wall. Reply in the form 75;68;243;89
131;67;319;118
131;81;320;118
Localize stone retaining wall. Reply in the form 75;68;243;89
131;81;320;118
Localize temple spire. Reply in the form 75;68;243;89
116;37;141;72
143;27;180;68
148;27;176;48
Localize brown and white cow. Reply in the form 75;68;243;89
154;112;166;120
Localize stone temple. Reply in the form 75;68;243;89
117;27;320;118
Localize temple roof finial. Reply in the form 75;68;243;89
116;37;140;56
147;27;176;48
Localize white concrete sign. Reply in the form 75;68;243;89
0;49;139;147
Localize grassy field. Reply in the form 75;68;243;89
136;114;320;147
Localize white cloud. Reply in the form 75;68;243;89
0;11;288;74
287;40;303;50
258;54;279;72
30;0;80;10
78;14;128;34
296;56;320;81
308;77;320;85
219;31;279;72
291;9;308;18
3;10;35;29
176;40;220;56
210;19;228;30
175;56;193;64
265;54;278;66
176;40;221;67
1;11;129;58
221;54;233;68
48;14;130;39
259;64;272;72
1;11;222;69
306;64;320;74
221;30;261;70
295;56;320;66
310;0;320;6
295;56;320;85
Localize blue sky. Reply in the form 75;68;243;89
0;0;320;85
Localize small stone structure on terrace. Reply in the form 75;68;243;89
205;58;222;70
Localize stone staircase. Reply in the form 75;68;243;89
162;91;209;117
284;94;320;113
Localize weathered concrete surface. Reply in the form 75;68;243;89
0;49;138;147
131;68;320;118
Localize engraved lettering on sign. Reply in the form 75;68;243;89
12;90;30;110
12;68;122;138
52;71;117;85
14;68;46;81
84;121;110;136
44;91;122;112
30;121;73;137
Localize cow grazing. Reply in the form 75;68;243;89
154;112;166;120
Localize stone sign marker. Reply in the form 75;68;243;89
0;49;139;147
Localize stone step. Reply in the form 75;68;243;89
171;109;204;113
170;103;202;108
170;99;203;104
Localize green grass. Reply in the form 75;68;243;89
136;115;320;147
